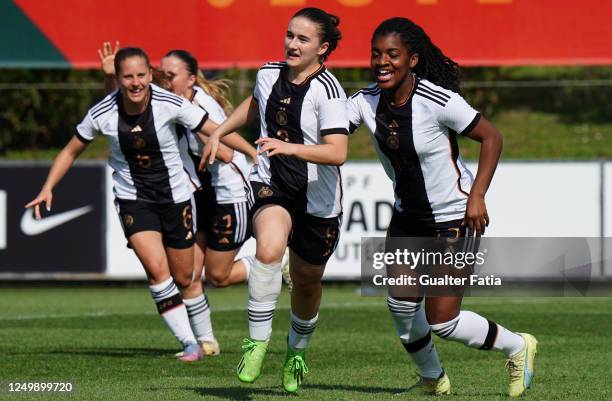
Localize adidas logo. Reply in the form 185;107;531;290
185;231;193;240
219;237;230;244
131;125;143;133
280;97;291;105
389;120;399;129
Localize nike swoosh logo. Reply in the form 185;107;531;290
21;205;94;236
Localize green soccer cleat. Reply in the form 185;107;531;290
237;338;268;383
506;333;538;397
282;346;309;393
402;370;451;396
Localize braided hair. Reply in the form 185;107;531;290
372;18;461;93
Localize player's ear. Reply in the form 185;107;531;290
318;42;330;58
409;53;419;69
188;74;196;87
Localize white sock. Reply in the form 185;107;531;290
239;255;255;281
149;277;196;346
288;312;318;350
431;310;525;357
247;258;282;341
183;293;215;343
387;297;443;379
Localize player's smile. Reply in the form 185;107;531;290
371;33;412;92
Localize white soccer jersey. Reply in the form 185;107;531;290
180;86;250;203
251;62;349;218
76;83;207;203
347;77;479;223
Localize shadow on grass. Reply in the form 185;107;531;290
43;347;178;358
185;383;406;400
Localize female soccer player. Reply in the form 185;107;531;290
347;18;537;397
160;49;259;355
26;47;222;362
203;7;348;393
97;44;259;356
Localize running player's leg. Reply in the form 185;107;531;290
427;294;535;397
159;199;204;362
116;199;197;357
180;229;218;356
280;213;339;393
385;213;447;393
129;231;198;353
248;204;290;341
204;248;249;287
237;204;291;383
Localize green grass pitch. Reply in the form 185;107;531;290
1;285;610;401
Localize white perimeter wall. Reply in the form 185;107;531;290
106;162;608;279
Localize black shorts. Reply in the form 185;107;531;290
388;210;467;238
250;181;341;265
386;210;479;298
193;188;251;251
115;198;195;249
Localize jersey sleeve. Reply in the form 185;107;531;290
347;95;363;134
75;111;100;143
438;92;481;136
197;94;226;125
175;100;209;133
316;84;349;136
253;68;264;103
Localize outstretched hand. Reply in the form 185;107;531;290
97;41;120;75
24;188;53;220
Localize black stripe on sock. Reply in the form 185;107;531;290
479;320;499;350
402;331;432;353
291;321;317;335
156;293;183;314
186;303;210;316
432;320;459;339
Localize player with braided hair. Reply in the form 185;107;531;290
348;17;537;397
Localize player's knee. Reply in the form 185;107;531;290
173;273;193;289
206;268;231;288
256;246;284;265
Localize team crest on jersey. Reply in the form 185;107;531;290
123;214;134;228
276;129;290;142
132;136;146;150
130;125;143;133
258;186;274;198
276;109;288;126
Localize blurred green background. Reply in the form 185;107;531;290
1;66;611;161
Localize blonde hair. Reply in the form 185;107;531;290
196;70;234;115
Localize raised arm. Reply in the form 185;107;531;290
97;41;120;94
24;136;89;219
